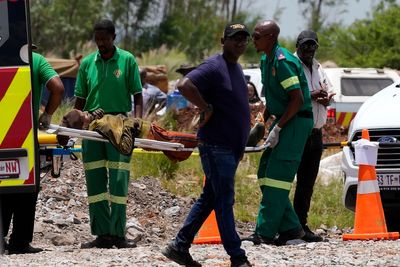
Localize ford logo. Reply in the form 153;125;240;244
377;136;397;143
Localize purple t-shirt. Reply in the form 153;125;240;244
187;54;250;158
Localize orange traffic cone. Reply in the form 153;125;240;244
192;176;222;244
343;129;399;241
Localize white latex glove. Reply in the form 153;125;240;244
38;111;52;129
265;125;281;148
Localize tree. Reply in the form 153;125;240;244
105;0;159;50
317;1;400;69
30;0;105;58
298;0;348;32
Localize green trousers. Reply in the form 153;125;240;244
255;117;313;238
82;140;131;237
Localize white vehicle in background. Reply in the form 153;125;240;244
341;81;400;231
243;67;265;103
243;66;400;130
325;68;400;129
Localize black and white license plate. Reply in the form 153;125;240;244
377;173;400;187
0;159;20;179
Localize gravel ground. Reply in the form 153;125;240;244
2;238;400;266
2;155;399;266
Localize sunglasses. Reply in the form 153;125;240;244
299;43;319;50
227;35;250;44
252;33;273;41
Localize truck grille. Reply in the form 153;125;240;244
351;129;400;169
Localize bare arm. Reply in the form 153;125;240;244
133;93;143;119
74;97;86;111
177;77;212;127
44;76;64;115
277;89;304;128
177;77;208;110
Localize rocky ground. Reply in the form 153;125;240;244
3;109;393;266
2;160;400;266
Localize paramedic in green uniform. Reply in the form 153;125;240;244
74;19;143;249
244;20;313;245
2;50;64;254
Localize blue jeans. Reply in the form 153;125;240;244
174;143;245;257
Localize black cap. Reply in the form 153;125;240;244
223;23;250;39
297;30;319;46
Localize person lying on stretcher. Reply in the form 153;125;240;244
57;108;198;162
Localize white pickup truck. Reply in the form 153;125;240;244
341;81;400;231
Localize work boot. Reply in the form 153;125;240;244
275;227;305;246
301;225;323;242
241;233;275;245
81;235;114;249
231;255;252;267
113;236;137;249
8;244;43;254
162;242;201;267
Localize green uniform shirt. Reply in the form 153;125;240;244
75;47;142;113
32;52;59;121
260;43;312;117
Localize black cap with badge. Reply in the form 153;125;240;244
296;30;319;46
223;23;250;39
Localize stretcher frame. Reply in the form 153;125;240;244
47;124;269;153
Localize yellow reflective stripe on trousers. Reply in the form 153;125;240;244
84;160;130;171
280;76;299;89
107;161;130;171
110;195;128;205
84;160;107;171
258;177;292;191
88;192;110;204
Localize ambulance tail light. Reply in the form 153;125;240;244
327;107;336;124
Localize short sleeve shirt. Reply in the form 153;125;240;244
74;47;142;113
261;43;312;117
32;52;59;120
187;54;250;158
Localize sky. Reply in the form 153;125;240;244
248;0;397;39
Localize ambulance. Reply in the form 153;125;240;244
0;0;39;194
325;68;400;129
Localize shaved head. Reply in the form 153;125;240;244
252;20;280;54
255;20;280;39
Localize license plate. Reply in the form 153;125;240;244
0;159;20;179
377;173;400;187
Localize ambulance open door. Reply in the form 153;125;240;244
0;0;39;194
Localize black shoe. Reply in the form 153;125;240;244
81;235;114;249
275;227;305;246
241;234;261;245
241;233;275;245
113;236;137;248
8;244;43;254
162;242;201;267
302;225;323;242
231;255;252;267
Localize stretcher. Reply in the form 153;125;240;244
46;124;270;153
38;124;268;178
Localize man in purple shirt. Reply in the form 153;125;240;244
162;23;252;267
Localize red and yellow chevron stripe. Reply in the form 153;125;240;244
0;66;36;187
336;111;357;128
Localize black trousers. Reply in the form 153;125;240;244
293;128;323;226
1;192;38;246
